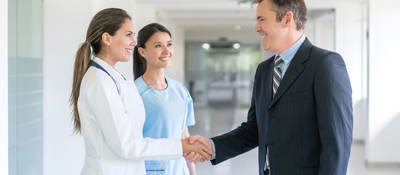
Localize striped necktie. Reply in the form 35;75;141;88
273;55;284;97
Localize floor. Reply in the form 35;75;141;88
189;104;400;175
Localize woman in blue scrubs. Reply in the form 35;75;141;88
133;23;197;175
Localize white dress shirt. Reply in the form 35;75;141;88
78;57;182;175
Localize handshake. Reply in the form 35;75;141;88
181;135;214;163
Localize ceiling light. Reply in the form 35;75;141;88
202;43;210;50
233;43;241;49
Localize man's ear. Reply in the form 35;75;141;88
101;32;112;47
138;47;146;58
283;11;294;27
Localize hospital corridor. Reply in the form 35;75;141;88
1;0;400;174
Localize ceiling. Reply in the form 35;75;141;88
140;1;258;43
135;0;365;44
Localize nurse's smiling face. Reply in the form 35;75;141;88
138;31;173;69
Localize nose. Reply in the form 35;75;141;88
254;23;260;33
130;38;137;47
162;45;170;55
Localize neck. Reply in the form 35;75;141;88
275;30;304;54
96;52;117;68
142;67;167;90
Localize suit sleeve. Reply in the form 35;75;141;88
314;53;353;175
210;64;261;165
86;74;182;161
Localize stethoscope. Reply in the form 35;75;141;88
89;60;126;95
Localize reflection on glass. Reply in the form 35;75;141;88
8;0;43;174
185;42;260;107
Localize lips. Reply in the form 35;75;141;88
159;57;170;61
126;48;133;54
259;31;267;38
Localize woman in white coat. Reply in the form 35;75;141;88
70;8;211;175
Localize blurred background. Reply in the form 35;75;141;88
1;0;400;174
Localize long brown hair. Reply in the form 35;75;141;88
133;23;171;80
70;8;131;134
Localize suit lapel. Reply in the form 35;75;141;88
269;38;312;109
263;58;274;109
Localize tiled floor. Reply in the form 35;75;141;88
189;104;400;175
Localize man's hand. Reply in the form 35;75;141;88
181;137;213;161
183;135;214;163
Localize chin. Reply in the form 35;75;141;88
262;47;270;51
120;57;131;62
160;63;170;68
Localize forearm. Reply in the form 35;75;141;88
183;126;200;173
211;121;258;165
187;161;196;175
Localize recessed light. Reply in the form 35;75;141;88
202;43;210;50
233;43;241;49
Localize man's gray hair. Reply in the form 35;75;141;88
254;0;307;30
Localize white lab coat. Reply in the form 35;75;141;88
78;57;182;175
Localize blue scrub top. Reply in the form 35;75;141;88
135;76;195;175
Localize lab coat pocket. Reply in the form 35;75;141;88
145;160;168;175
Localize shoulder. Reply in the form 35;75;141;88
79;67;119;99
166;77;191;96
82;67;114;88
134;76;150;94
310;46;345;66
166;77;187;90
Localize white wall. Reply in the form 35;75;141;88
161;21;185;83
367;0;400;163
306;0;368;142
43;0;92;174
0;0;8;174
130;3;157;80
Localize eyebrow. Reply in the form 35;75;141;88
153;40;173;44
257;16;264;20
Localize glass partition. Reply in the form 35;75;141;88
8;0;43;174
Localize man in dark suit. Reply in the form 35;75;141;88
187;0;353;174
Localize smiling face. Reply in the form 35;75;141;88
107;18;137;62
138;31;173;69
254;0;288;53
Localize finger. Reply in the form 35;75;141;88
199;142;214;155
189;135;200;144
197;148;211;161
200;156;207;162
200;153;210;162
186;152;196;162
193;153;201;163
197;154;208;162
194;142;212;160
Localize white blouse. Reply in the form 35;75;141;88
77;57;182;175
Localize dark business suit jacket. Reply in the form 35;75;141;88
211;38;353;175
